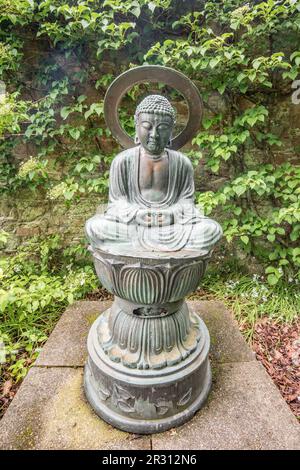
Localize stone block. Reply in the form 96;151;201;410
152;362;300;450
0;367;151;450
35;300;112;367
191;300;255;363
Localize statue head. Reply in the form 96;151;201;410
134;95;176;155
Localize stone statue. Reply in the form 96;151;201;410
84;66;223;434
85;94;222;254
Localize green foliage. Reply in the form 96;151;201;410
0;0;35;25
0;230;9;246
191;265;300;341
0;235;97;381
0;93;29;138
197;163;300;283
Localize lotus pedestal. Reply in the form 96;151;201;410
84;247;212;434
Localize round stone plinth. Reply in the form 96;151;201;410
84;311;211;434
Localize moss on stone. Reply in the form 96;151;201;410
15;426;35;449
86;311;103;326
37;370;127;449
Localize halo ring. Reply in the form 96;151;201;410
104;65;203;150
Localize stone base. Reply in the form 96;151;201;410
84;312;211;434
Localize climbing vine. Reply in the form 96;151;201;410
0;0;300;284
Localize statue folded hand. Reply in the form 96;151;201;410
136;209;174;227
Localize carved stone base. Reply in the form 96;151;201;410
84;308;211;434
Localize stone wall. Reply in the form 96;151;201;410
0;192;99;252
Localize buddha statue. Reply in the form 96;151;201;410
84;68;223;433
85;94;222;255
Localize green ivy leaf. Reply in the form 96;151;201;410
80;19;90;29
241;235;249;245
210;57;221;69
267;274;279;285
69;128;80;140
237;73;246;83
148;2;156;13
234;185;246;197
60;107;70;120
217;83;226;95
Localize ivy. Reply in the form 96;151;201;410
0;0;299;285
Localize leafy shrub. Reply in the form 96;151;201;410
0;235;97;380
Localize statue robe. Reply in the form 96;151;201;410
85;146;222;253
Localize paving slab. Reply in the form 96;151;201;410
152;362;300;450
35;300;111;367
190;300;255;363
0;367;151;450
0;300;299;450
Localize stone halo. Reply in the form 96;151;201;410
103;65;203;150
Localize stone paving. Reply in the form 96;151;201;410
0;300;299;450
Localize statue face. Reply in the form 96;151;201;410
136;112;173;155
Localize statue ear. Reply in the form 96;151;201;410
134;135;140;145
167;136;172;148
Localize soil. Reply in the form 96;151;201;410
0;370;21;420
252;319;300;420
84;288;113;301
